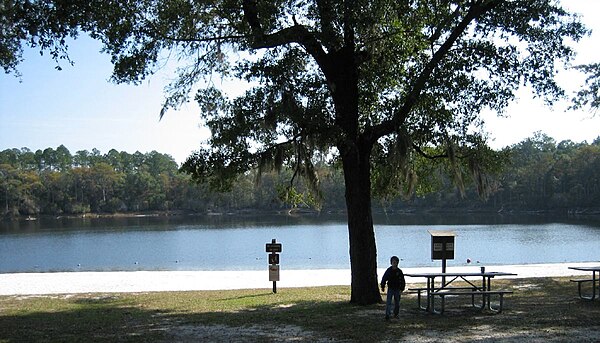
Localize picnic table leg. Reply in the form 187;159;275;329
577;280;594;300
482;276;488;310
434;294;445;314
488;293;505;314
594;271;598;300
578;272;598;300
417;289;428;311
471;287;485;310
427;277;433;312
488;276;494;310
426;276;444;314
476;276;494;311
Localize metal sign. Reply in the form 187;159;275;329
266;243;282;253
269;265;280;281
268;253;280;265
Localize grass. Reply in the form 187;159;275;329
1;277;599;342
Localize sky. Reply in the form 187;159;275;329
1;1;599;165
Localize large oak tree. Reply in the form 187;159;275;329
1;0;588;304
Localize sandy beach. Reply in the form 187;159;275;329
1;261;597;296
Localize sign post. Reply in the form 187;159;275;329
266;238;282;293
429;230;456;285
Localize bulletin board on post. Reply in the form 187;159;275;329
428;230;455;260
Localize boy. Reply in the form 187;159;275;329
380;255;406;320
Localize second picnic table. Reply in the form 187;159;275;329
568;266;600;300
404;271;517;314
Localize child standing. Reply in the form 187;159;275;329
380;256;406;320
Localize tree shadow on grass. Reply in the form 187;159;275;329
0;298;169;342
0;297;356;342
2;279;600;342
216;292;274;301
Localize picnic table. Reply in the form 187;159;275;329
568;266;600;300
404;271;516;314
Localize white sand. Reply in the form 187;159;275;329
0;262;597;296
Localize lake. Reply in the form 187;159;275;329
1;213;599;273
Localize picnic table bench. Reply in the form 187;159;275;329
408;286;477;311
405;271;516;314
568;266;600;300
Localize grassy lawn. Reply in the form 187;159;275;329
1;277;599;342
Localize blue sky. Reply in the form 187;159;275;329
1;1;599;165
0;36;208;164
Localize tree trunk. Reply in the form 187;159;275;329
342;142;382;305
328;47;381;305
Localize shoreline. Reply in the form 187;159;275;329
1;261;597;296
6;207;600;222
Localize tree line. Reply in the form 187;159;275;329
1;133;598;218
411;133;600;214
0;145;322;217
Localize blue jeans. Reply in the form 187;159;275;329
386;288;401;317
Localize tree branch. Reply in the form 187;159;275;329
148;30;247;44
412;143;474;160
365;0;501;143
242;0;263;37
316;0;340;50
412;144;447;160
343;0;355;49
429;3;462;44
241;0;329;69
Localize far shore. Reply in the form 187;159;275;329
5;207;600;222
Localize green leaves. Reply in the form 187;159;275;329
3;0;592;212
572;63;600;112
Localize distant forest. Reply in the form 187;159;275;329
1;133;599;218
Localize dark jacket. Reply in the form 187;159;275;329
380;266;406;291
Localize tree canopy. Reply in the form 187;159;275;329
1;0;589;304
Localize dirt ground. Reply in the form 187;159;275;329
162;278;600;342
3;277;599;342
163;321;600;342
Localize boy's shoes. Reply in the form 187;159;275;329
385;315;390;321
394;315;399;319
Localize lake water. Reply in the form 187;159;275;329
1;213;599;273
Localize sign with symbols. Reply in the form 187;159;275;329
269;264;280;281
266;243;282;253
268;253;280;265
